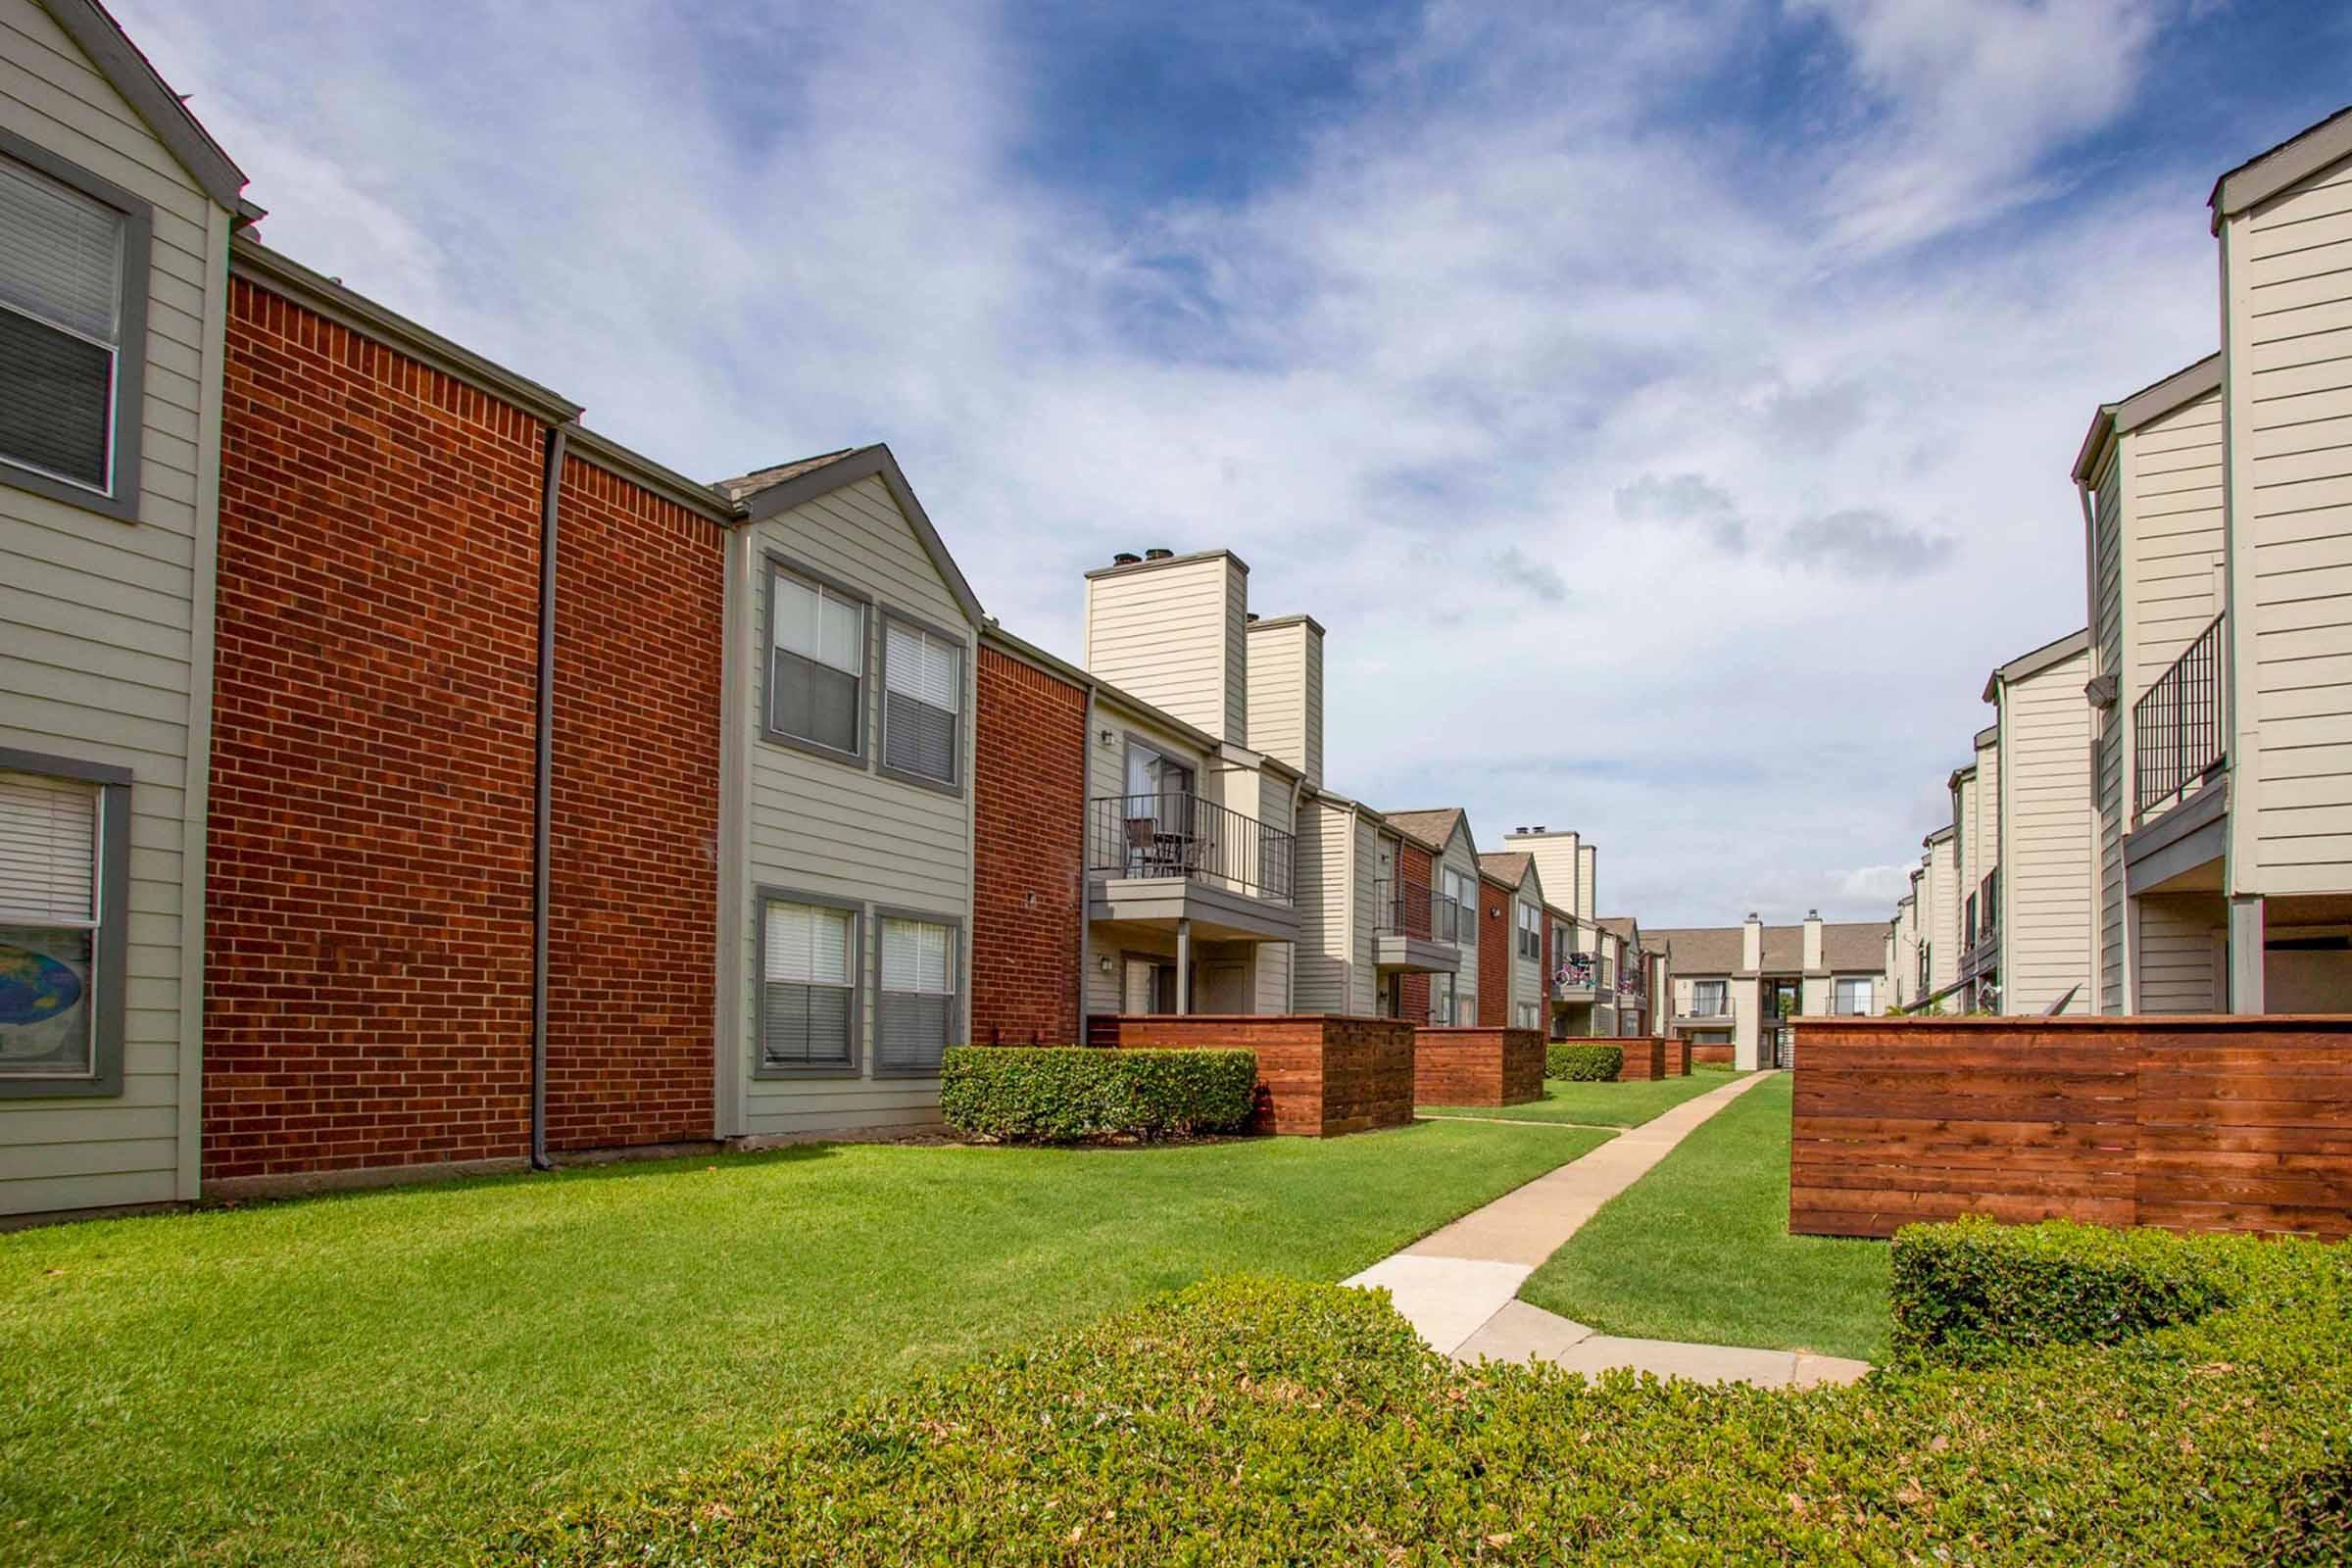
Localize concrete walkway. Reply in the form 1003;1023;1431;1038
1344;1070;1870;1390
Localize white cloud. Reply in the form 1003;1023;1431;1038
112;0;2222;924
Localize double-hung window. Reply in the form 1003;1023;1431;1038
766;562;867;759
0;759;127;1093
1442;868;1475;944
877;914;957;1075
880;618;962;789
1516;902;1540;959
759;895;859;1072
0;144;146;518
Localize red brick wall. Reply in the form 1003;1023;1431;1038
208;278;543;1179
1413;1027;1544;1106
1477;876;1509;1027
207;278;726;1181
1398;842;1433;1023
972;645;1086;1045
1089;1015;1415;1136
543;456;722;1150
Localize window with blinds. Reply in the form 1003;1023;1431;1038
767;565;866;758
760;898;858;1071
876;915;956;1074
0;156;125;495
881;620;961;786
0;769;101;1076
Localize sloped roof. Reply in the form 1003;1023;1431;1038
45;0;250;213
1640;922;1888;977
1598;915;1640;943
1477;851;1535;890
2209;103;2352;230
1386;808;1465;850
714;444;983;627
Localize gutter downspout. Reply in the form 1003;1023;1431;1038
531;420;572;1171
2076;474;2104;1013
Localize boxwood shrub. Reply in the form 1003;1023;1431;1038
1547;1043;1622;1081
516;1225;2352;1565
939;1046;1255;1144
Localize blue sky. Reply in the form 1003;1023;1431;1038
125;0;2348;926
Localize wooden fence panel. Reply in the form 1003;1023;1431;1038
1788;1016;2352;1241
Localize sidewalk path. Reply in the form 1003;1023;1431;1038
1344;1070;1869;1390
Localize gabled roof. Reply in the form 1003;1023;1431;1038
1598;915;1639;943
1974;723;1999;751
2209;103;2352;232
718;444;984;628
2072;355;2222;483
1386;808;1466;850
1642;921;1886;978
43;0;250;214
1925;824;1955;847
1477;851;1537;892
1642;927;1740;974
1984;626;2091;703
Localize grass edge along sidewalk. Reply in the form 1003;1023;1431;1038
1517;1071;1891;1361
1419;1068;1741;1129
0;1117;1606;1568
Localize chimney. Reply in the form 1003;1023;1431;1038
1741;912;1763;973
1501;826;1578;915
1576;844;1596;922
1084;549;1251;744
1803;909;1824;971
1244;613;1324;786
1110;551;1141;566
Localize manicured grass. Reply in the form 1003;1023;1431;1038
1419;1070;1741;1128
0;1119;1605;1567
1518;1072;1891;1360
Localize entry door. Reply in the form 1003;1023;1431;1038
1123;956;1177;1014
1199;960;1249;1014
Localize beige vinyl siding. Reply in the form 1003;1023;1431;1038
1925;834;1960;994
2136;899;2225;1012
737;476;975;1138
1349;818;1380;1015
1998;651;2094;1013
1291;800;1352;1013
2126;391;2226;693
1508;832;1579;918
2091;450;2128;1010
0;0;227;1214
1083;555;1244;744
1576;847;1594;922
1243;619;1320;785
2228;157;2352;895
1438;827;1479;1019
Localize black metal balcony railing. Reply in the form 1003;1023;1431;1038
1433;892;1466;944
1088;792;1296;905
2133;613;2226;819
1374;879;1433;941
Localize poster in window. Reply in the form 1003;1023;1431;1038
0;926;92;1074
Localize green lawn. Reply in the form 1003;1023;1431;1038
0;1119;1605;1567
1517;1072;1891;1360
1419;1070;1740;1128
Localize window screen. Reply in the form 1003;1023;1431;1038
768;567;865;755
0;158;122;493
877;916;956;1073
882;621;961;785
0;770;100;1076
760;899;857;1069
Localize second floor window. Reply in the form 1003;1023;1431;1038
1835;977;1874;1015
1690;980;1728;1017
881;619;962;787
1443;868;1475;944
1;153;134;504
768;565;867;759
1516;902;1540;958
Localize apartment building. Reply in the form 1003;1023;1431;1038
1950;726;1998;1008
1384;808;1484;1025
0;0;245;1216
1651;913;1888;1069
2062;105;2352;1013
1984;630;2096;1013
1474;853;1550;1031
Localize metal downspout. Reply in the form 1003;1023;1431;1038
531;421;571;1171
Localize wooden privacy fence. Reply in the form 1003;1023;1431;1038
1789;1016;2352;1240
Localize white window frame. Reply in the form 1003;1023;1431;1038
0;131;149;522
0;750;129;1095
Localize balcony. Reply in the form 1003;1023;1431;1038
1674;990;1734;1028
1087;792;1298;941
1960;869;1999;979
2133;613;2225;822
1552;951;1597;1004
1373;879;1461;973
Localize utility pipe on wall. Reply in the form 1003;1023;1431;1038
529;420;571;1171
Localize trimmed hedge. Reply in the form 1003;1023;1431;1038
1547;1043;1623;1081
1890;1216;2261;1367
515;1226;2352;1565
939;1046;1255;1144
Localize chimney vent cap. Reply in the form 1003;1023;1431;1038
1144;547;1175;561
1111;551;1142;565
